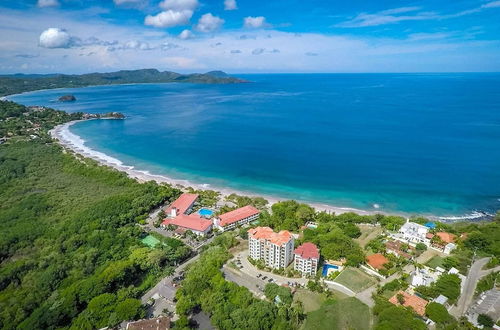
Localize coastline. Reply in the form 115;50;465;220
49;120;384;217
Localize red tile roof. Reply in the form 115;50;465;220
366;253;389;270
162;214;212;232
126;316;170;330
248;226;293;246
385;241;414;259
165;193;198;215
294;242;320;260
217;205;260;227
389;291;428;316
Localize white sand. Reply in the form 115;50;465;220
50;120;391;216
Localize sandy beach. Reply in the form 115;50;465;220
49;120;382;216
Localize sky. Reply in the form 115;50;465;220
1;0;500;73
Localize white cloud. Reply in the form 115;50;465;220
252;48;264;55
179;29;194;39
160;0;198;11
39;28;71;48
224;0;237;11
145;10;193;28
244;16;268;29
37;0;59;8
482;0;500;8
195;13;224;33
124;40;153;50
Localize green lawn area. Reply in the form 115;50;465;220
426;255;444;269
334;267;377;293
301;297;371;330
355;224;383;248
141;234;160;248
293;289;326;313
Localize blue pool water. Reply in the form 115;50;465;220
322;264;339;277
198;208;214;217
9;73;500;217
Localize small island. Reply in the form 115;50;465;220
58;94;76;102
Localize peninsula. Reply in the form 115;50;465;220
0;69;245;97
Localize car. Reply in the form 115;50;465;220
257;273;262;278
262;276;267;280
268;278;273;282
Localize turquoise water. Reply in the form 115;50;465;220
9;74;500;217
198;208;214;217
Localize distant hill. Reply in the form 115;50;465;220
0;69;245;96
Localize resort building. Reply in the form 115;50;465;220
213;205;260;231
293;242;320;277
389;291;429;317
248;226;294;269
165;193;198;218
394;221;430;246
126;316;170;330
366;253;389;271
161;193;212;236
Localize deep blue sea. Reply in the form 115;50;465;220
9;74;500;217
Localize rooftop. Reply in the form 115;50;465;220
294;242;320;260
389;291;429;316
248;226;293;246
217;205;260;227
126;316;170;330
385;240;414;259
366;253;389;270
162;213;212;232
165;193;199;215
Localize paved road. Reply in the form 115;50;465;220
450;257;490;318
355;264;415;307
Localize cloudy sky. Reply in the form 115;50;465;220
1;0;500;73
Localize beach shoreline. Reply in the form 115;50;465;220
49;120;389;217
49;120;495;222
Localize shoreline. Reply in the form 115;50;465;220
49;120;495;222
49;120;387;217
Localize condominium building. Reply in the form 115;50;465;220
294;242;320;277
248;226;294;269
213;205;260;231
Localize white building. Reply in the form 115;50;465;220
395;221;431;246
294;242;320;277
248;226;294;269
410;267;442;287
213;205;260;232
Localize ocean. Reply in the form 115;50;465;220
9;73;500;218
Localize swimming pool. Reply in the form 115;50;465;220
322;264;339;277
198;208;214;217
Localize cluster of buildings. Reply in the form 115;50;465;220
392;220;457;255
248;226;321;277
161;193;260;236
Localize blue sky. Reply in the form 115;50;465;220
1;0;499;73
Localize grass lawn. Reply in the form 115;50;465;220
293;289;326;313
355;224;383;248
334;267;377;293
426;255;444;269
301;297;371;330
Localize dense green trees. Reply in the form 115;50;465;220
425;302;454;325
175;234;297;329
415;274;462;303
0;123;189;329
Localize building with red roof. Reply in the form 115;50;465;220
165;193;198;218
366;253;389;271
389;291;429;316
294;243;320;277
213;205;260;231
248;226;294;269
161;193;212;236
